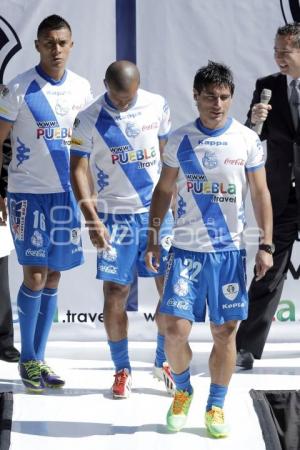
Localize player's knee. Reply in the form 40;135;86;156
46;270;61;287
165;319;189;346
104;282;130;300
211;321;237;344
23;270;47;291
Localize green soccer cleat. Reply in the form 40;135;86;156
166;389;193;432
19;360;45;393
205;405;230;438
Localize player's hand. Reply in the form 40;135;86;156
145;244;161;273
87;218;110;249
0;195;7;225
251;103;272;125
255;250;273;281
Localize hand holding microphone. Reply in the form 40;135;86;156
251;89;272;135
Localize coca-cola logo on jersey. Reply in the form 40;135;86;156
0;16;22;83
280;0;300;23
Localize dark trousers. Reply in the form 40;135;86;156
236;190;298;359
0;256;15;351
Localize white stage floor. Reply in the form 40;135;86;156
1;341;300;450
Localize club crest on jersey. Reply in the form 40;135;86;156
73;117;80;128
202;151;218;169
71;228;81;245
0;85;9;97
173;278;189;297
160;235;173;251
125;122;140;138
31;230;43;248
222;283;239;301
101;247;117;262
55;99;70;116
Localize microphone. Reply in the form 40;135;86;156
253;89;272;135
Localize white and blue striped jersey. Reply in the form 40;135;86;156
0;65;92;194
164;118;265;252
70;89;171;213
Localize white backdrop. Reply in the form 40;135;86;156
1;0;300;342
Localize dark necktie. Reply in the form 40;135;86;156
290;79;300;130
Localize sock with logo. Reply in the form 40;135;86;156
34;288;58;361
154;333;167;368
206;383;228;411
171;368;193;394
18;283;42;362
108;338;131;372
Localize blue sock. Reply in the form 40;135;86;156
171;368;193;394
206;383;228;411
155;333;166;368
18;283;42;362
108;338;131;372
34;287;58;361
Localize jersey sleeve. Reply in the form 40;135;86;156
0;80;22;123
245;131;265;172
163;131;180;168
158;97;171;140
70;110;93;158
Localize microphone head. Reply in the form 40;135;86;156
261;88;272;102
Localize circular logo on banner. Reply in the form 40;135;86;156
280;0;300;23
0;17;22;83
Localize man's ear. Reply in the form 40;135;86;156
193;88;198;101
34;40;39;53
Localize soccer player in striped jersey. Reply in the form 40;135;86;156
71;60;174;398
0;15;92;393
145;61;273;436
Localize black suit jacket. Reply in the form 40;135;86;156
246;73;298;219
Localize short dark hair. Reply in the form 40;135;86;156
277;22;300;47
37;15;72;38
193;61;235;96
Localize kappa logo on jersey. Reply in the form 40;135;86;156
199;139;228;147
125;122;140;138
173;278;189;297
96;165;109;192
177;193;187;218
10;199;27;241
222;283;239;301
16;137;30;167
0;17;22;84
31;230;43;248
202;151;218;169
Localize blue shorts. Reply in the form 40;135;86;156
96;211;173;285
8;191;84;271
160;247;248;325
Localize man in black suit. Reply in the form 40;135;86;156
236;22;300;369
0;138;20;363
